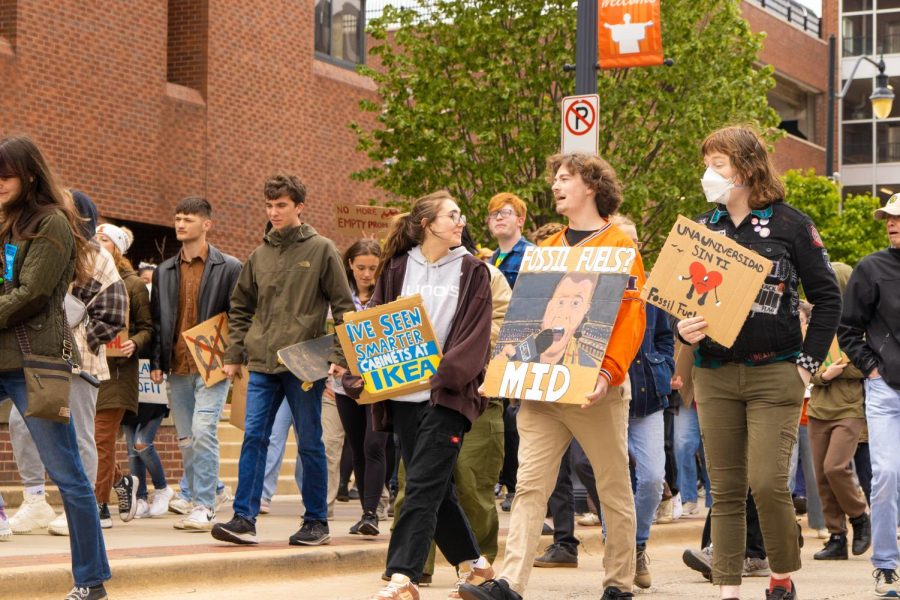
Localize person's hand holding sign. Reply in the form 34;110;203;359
119;340;137;358
677;316;708;344
328;363;346;379
223;363;241;380
582;375;609;409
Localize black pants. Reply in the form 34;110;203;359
499;400;519;494
386;401;480;581
853;442;872;506
335;393;389;514
663;406;679;495
547;444;579;551
571;439;601;521
701;490;766;559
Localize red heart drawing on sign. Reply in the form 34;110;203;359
689;261;723;294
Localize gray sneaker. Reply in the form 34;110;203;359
533;543;577;568
682;546;712;581
742;556;770;577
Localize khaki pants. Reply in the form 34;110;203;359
322;395;344;507
807;416;867;534
500;387;635;593
694;361;804;585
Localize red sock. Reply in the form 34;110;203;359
769;576;792;592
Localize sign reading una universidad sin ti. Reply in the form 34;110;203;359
336;294;442;404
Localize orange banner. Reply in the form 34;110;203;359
598;0;663;69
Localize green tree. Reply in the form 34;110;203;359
353;0;778;253
783;169;888;266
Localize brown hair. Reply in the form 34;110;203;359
487;192;527;220
378;191;452;278
264;174;307;205
175;196;212;218
106;242;135;276
0;136;92;283
530;222;565;245
546;152;623;218
701;125;784;210
343;238;382;293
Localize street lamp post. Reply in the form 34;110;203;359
825;33;895;178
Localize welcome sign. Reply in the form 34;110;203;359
336;295;442;404
483;246;636;404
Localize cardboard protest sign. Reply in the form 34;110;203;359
335;204;402;239
137;359;168;405
228;367;250;430
181;312;229;387
278;335;334;383
642;215;771;348
483;246;637;404
598;0;664;69
336;294;442;404
105;315;129;358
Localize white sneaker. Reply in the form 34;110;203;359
655;498;674;524
149;487;175;517
9;492;57;533
134;499;150;519
683;501;702;517
577;512;602;526
214;486;233;513
169;496;193;515
48;513;69;536
182;505;215;531
259;499;271;515
0;511;11;541
672;493;684;521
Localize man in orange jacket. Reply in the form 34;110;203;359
461;152;646;600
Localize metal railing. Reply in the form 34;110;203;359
366;0;436;20
749;0;822;38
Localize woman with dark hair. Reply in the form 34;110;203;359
346;192;494;600
0;135;110;599
677;125;842;600
333;238;390;536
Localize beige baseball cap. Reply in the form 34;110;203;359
876;193;900;219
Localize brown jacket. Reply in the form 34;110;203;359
344;251;493;429
97;270;153;414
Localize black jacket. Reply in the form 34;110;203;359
692;202;842;373
838;247;900;390
150;243;242;373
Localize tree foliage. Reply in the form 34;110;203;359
352;0;778;254
783;170;888;267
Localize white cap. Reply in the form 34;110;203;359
875;193;900;219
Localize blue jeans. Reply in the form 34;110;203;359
178;474;226;503
865;376;900;570
262;398;303;502
167;374;229;510
789;423;825;530
674;403;711;506
232;371;327;523
628;410;665;546
123;415;168;500
0;371;111;587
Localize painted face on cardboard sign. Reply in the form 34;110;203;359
540;273;598;363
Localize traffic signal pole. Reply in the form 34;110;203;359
575;0;599;95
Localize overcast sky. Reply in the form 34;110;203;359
795;0;822;15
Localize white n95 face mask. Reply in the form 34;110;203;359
701;167;735;204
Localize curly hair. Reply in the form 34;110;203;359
546;152;623;218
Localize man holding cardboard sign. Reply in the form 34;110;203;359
215;174;355;548
462;153;646;600
149;197;242;531
675;126;841;600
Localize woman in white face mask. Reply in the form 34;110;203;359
675;125;843;600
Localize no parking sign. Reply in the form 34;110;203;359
561;94;599;154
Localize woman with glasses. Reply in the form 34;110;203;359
344;191;494;600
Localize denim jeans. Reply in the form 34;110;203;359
178;474;226;503
123;414;168;500
628;410;665;546
262;397;303;502
789;423;825;530
232;371;327;523
167;374;229;510
0;371;111;587
674;403;711;506
865;376;900;570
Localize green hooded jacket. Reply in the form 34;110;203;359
224;223;354;373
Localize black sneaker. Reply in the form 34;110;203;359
97;503;112;529
64;584;108;600
336;481;350;502
348;486;360;501
849;512;871;556
541;521;554;536
113;474;138;522
600;587;634;599
458;578;522;600
357;511;380;536
813;533;848;560
289;519;331;546
211;515;258;545
765;581;797;600
533;543;578;568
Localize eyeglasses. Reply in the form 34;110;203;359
438;212;467;225
488;208;517;221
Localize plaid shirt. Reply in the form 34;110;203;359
70;244;127;380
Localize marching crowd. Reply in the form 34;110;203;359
0;124;898;600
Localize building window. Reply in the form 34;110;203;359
769;76;818;143
843;13;874;57
0;0;16;47
877;10;900;54
843;0;873;11
167;0;208;94
315;0;365;65
843;122;873;164
842;78;873;121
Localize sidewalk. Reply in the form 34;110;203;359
1;496;706;599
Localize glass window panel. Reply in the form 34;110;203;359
315;0;331;54
843;0;872;11
331;0;362;63
877;10;900;53
877;0;900;10
843;14;874;56
843;78;874;120
843;122;874;164
877;121;900;162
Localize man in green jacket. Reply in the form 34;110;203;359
212;174;355;547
